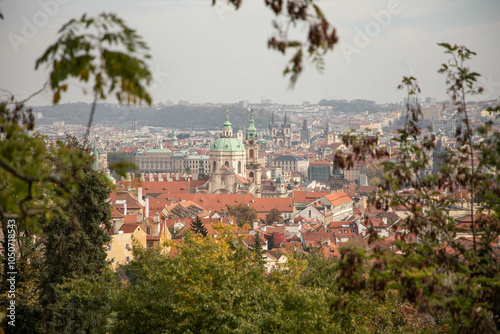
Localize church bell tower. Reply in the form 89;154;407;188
245;109;261;187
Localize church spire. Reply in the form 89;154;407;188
246;108;257;139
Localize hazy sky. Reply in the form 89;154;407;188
1;0;499;106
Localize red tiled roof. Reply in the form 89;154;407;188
158;193;255;214
111;207;124;218
250;198;293;213
323;190;352;206
367;217;387;228
234;173;249;185
109;191;143;210
357;186;377;194
118;178;209;195
119;224;140;233
123;215;138;224
165;200;210;219
293;190;329;203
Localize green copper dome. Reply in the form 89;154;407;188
209;137;245;152
276;173;285;184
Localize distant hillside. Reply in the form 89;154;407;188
318;99;399;114
33;103;272;130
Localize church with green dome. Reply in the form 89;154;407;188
209;110;247;176
199;109;262;195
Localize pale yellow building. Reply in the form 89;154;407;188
106;224;147;270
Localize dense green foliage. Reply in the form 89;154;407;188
0;12;152;332
38;138;112;333
190;216;208;237
334;44;500;332
226;204;258;228
265;208;282;225
107;152;137;173
111;228;436;333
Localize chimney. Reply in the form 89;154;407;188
149;173;154;181
137;187;143;205
175;173;179;181
382;217;387;225
123;203;127;216
158;173;163;182
140;173;145;182
126;173;131;182
136;211;143;223
253;221;259;230
145;197;149;218
154;212;160;223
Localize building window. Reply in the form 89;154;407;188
238;161;241;174
249;149;254;158
249;172;254;177
344;230;348;234
338;229;342;234
108;245;112;251
146;226;151;235
147;242;153;249
126;256;130;262
352;229;356;234
126;243;130;250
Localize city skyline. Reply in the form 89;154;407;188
1;0;499;106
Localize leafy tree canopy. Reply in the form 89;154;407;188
226;204;257;227
265;208;282;225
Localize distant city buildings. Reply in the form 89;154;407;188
269;112;292;148
34;98;498;199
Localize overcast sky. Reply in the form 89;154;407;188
1;0;499;106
